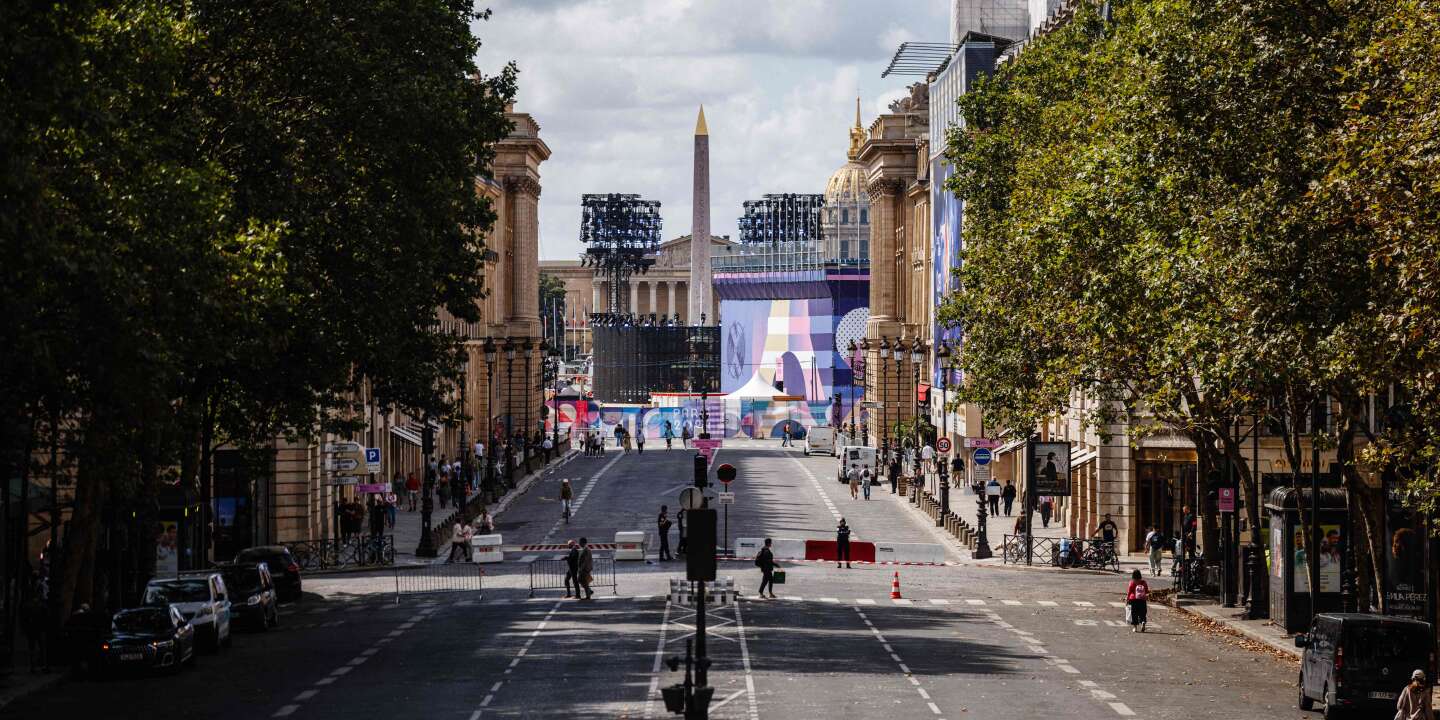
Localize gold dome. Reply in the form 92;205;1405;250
825;160;869;205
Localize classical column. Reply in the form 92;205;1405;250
504;175;543;336
629;282;639;315
666;281;677;319
865;178;902;337
591;282;601;315
648;281;657;316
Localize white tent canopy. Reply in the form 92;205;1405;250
724;373;784;400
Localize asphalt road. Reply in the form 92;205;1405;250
5;442;1305;720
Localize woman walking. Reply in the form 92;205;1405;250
1125;569;1150;632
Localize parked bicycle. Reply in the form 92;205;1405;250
1080;539;1120;572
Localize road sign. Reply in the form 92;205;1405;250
365;447;381;473
334;476;361;485
357;483;387;494
325;441;362;454
693;438;722;463
717;492;735;505
972;463;991;484
936;437;952;454
679;487;705;511
966;438;999;449
1218;487;1236;513
972;447;993;466
716;463;736;484
327;458;360;472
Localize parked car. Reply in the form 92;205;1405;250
1296;613;1434;718
143;574;232;652
235;545;303;602
100;606;196;674
215;562;279;630
804;426;835;456
835;445;876;482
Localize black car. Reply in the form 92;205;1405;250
215;562;279;630
1296;613;1433;718
100;606;196;674
235;545;303;602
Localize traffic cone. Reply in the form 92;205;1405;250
890;571;903;600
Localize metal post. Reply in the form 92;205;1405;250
1247;409;1263;618
416;422;438;557
1309;402;1322;624
1223;422;1237;608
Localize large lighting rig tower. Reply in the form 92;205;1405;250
578;193;663;315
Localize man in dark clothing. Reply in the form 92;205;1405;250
577;538;595;600
1001;481;1017;516
657;506;672;561
368;497;385;537
676;509;688;557
755;538;777;599
1095;513;1119;544
564;540;581;598
836;519;852;569
888;457;901;494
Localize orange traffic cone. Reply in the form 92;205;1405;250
890;571;903;599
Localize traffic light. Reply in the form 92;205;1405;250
686;508;717;581
693;453;708;489
422;424;434;458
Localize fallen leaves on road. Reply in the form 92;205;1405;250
1174;610;1298;665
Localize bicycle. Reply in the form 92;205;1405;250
1001;534;1028;563
1081;539;1120;572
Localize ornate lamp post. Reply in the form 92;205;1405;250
548;344;562;452
908;339;925;494
482;338;497;501
847;339;858;440
415;420;438;557
858;338;870;443
878;337;891;464
459;352;470;493
935;342;951;523
504;339;516;488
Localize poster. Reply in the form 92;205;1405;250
1294;524;1342;594
1029;442;1071;496
155;521;178;576
1384;479;1428;617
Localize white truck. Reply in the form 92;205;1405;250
804;426;835;456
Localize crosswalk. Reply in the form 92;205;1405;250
289;594;1129;611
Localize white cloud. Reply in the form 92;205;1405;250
473;0;949;260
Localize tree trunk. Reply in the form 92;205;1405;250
1333;404;1386;611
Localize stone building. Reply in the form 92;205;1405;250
820;100;873;263
859;84;934;454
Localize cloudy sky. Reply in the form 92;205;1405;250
471;0;949;260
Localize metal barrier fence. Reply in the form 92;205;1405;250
528;555;618;597
1000;535;1120;572
286;535;395;572
393;563;484;602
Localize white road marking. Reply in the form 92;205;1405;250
783;596;802;601
1038;600;1058;606
898;663;911;673
965;599;986;605
821;597;839;603
490;681;503;693
891;598;912;605
643;601;675;720
928;599;950;605
273;705;299;717
857;598;877;605
347;656;368;666
361;647;380;656
1108;601;1126;608
1074;601;1094;607
1091;689;1118;700
314;677;336;686
735;598;760;720
294;690;317;701
1003;600;1023;606
928;702;942;715
329;666;352;676
1109;702;1135;716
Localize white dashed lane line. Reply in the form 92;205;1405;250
275;604;441;717
467;600;565;718
854;606;946;718
541;451;624;544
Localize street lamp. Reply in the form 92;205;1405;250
483;338;497;501
859;338;871;443
548;344;562;453
523;340;535;446
459;351;470;492
936;342;951;524
879;337;890;463
504;339;516;488
846;339;858;440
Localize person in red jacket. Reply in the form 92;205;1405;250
1126;569;1150;633
405;471;420;511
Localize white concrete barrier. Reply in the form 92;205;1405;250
470;533;504;564
771;538;807;561
614;531;647;561
733;537;763;559
873;541;946;565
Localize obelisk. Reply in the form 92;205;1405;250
688;105;711;325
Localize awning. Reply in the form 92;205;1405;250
994;438;1026;456
916;384;930;403
389;425;422;447
1071;448;1098;467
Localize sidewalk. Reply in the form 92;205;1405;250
0;645;64;712
388;448;579;565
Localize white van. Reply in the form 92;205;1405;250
836;445;877;483
804;426;835;456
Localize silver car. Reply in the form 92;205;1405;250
143;574;233;652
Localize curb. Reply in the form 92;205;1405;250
1163;599;1301;660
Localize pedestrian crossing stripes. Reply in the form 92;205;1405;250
286;593;1133;612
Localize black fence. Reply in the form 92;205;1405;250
286;535;395;572
528;555;617;597
393;562;484;602
1001;535;1121;572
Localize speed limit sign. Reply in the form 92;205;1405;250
936;437;952;454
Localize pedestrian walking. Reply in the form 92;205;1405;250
1039;496;1053;527
861;466;872;500
1125;569;1149;632
560;478;573;519
622;428;632;454
406;471;419;511
1145;526;1166;577
543;435;554;462
755;538;778;599
836;518;852;569
847;464;860;499
1396;670;1433;720
986;478;1002;516
564;540;581;598
657;506;673;561
437;475;449;509
577;538;595;600
636;430;645;454
781;422;793;447
682;423;692;448
446;521;472;563
664;421;674;450
1001;480;1017;515
473;508;495;535
888;456;900;494
384;493;397;529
